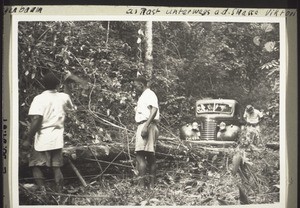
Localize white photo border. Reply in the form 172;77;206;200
5;6;293;208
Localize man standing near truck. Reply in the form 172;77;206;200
243;105;264;146
133;76;159;189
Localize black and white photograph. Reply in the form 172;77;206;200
2;5;297;208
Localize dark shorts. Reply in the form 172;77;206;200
28;148;63;167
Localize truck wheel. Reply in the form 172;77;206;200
232;153;242;175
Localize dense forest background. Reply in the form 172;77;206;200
18;21;280;142
18;21;281;205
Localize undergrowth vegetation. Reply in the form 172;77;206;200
20;125;280;206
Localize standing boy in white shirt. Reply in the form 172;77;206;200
22;72;75;192
134;76;159;189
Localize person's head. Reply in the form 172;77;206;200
134;76;147;94
246;105;254;113
43;72;60;90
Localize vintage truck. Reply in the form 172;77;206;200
180;99;242;146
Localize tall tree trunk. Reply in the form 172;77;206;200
144;21;153;81
105;21;110;48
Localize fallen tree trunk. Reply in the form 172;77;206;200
20;138;238;167
62;142;134;161
19;137;239;179
186;140;236;147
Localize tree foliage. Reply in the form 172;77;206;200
18;21;280;142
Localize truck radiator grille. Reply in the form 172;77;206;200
201;119;217;140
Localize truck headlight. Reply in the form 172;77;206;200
219;122;226;130
192;122;199;131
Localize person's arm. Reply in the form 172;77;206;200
141;106;158;138
243;111;247;119
257;110;264;124
63;70;88;93
64;94;76;111
22;115;43;148
144;106;158;127
63;70;87;110
63;71;73;96
63;82;72;96
259;110;264;118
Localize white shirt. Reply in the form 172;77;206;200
243;109;263;124
135;88;159;123
28;90;73;151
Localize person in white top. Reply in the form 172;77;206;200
22;72;75;192
243;105;264;145
134;76;159;189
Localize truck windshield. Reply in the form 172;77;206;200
196;102;233;114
